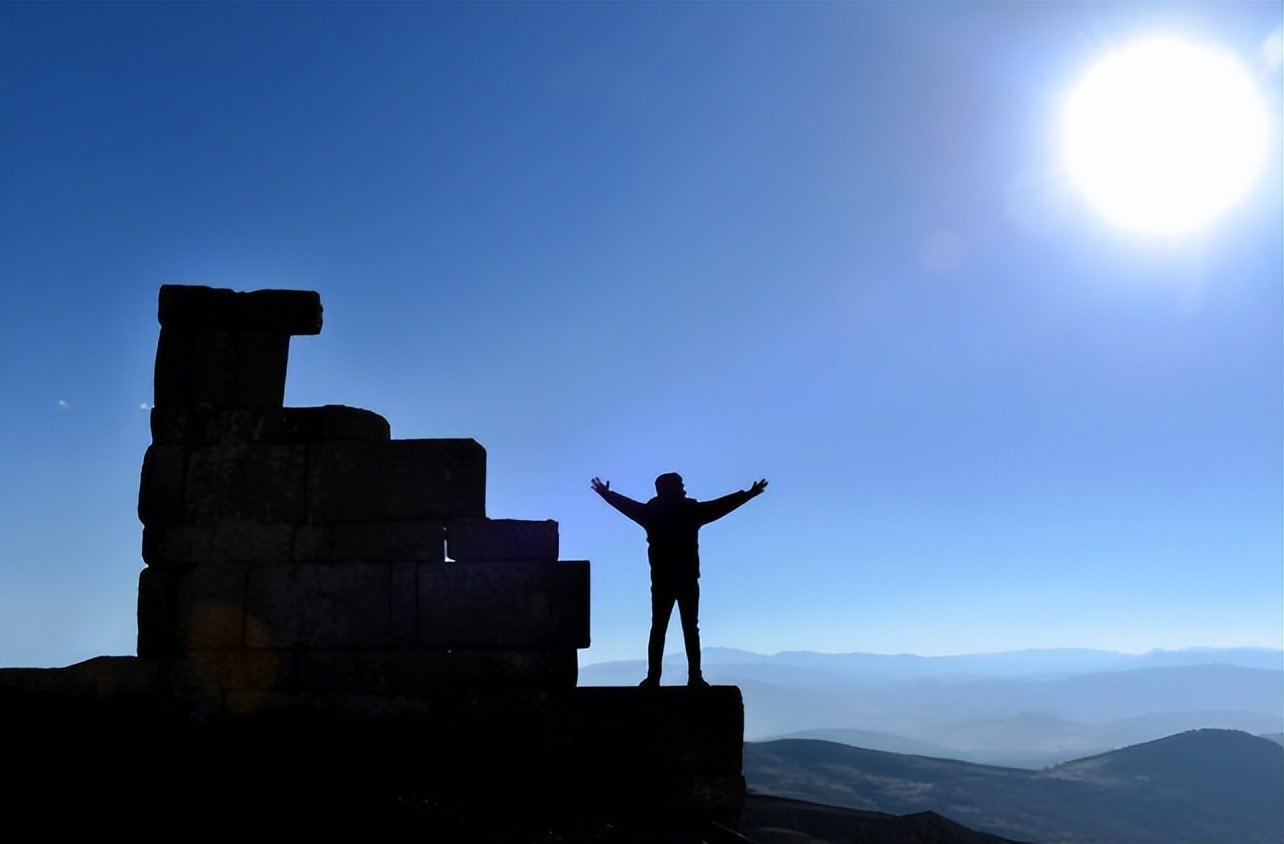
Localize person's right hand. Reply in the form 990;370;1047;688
591;477;610;494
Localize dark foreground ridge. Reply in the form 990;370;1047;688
2;658;748;840
0;285;1016;843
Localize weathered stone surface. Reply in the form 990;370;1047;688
231;329;293;407
153;325;291;409
573;687;746;777
418;561;589;648
158;284;322;335
245;562;392;648
143;522;294;566
240;648;577;694
308;439;486;523
289;525;331;562
275;649;405;694
175;563;250;650
152;324;196;408
390;562;417;646
293;521;445;563
150;405;390;447
424;648;579;690
137;566;183;658
182;649;285;698
183;444;307;524
149;405;221;445
265;405;391;443
152;284;324;410
138;445;186;527
184;328;241;408
2;665;747;836
446;518;559;561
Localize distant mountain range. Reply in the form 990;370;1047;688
742;729;1284;844
580;647;1284;767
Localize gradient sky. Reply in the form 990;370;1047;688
2;2;1280;669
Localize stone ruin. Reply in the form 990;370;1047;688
1;284;746;839
137;283;587;695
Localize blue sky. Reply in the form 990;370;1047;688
2;2;1280;668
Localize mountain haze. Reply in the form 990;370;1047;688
581;647;1284;767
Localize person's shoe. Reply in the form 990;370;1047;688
638;677;659;689
687;676;710;688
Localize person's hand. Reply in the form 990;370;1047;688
749;478;768;496
591;477;610;494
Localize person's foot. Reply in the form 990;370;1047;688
638;677;659;689
687;676;710;688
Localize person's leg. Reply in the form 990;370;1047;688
676;580;705;686
645;583;677;686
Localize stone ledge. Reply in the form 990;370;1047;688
0;660;745;835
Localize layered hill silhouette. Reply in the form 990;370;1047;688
743;729;1284;843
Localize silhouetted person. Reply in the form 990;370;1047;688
591;473;767;687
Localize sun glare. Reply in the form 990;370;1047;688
1061;36;1268;237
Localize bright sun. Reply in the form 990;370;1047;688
1061;36;1268;237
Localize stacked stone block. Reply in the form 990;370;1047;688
137;284;589;694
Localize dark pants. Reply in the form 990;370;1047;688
647;578;701;682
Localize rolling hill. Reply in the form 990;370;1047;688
742;729;1284;843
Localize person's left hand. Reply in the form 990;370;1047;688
749;478;768;496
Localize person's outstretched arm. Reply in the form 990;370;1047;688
591;477;649;525
697;478;768;525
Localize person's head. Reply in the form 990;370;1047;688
654;472;685;498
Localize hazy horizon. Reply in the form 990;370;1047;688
583;643;1284;663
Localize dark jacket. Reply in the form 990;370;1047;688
597;488;755;585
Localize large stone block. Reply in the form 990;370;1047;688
390;562;418;646
418;561;589;648
252;648;578;694
175;563;251;651
153;325;293;409
572;687;746;776
150;405;389;446
158;284;322;335
183;444;307;525
446;518;558;561
423;648;579;691
138;445;186;527
244;562;392;649
278;648;406;694
308;439;486;523
260;405;391;443
152;324;197;408
186;650;285;700
137;566;182;658
231;329;293;408
292;521;444;563
142;522;294;567
231;648;570;694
